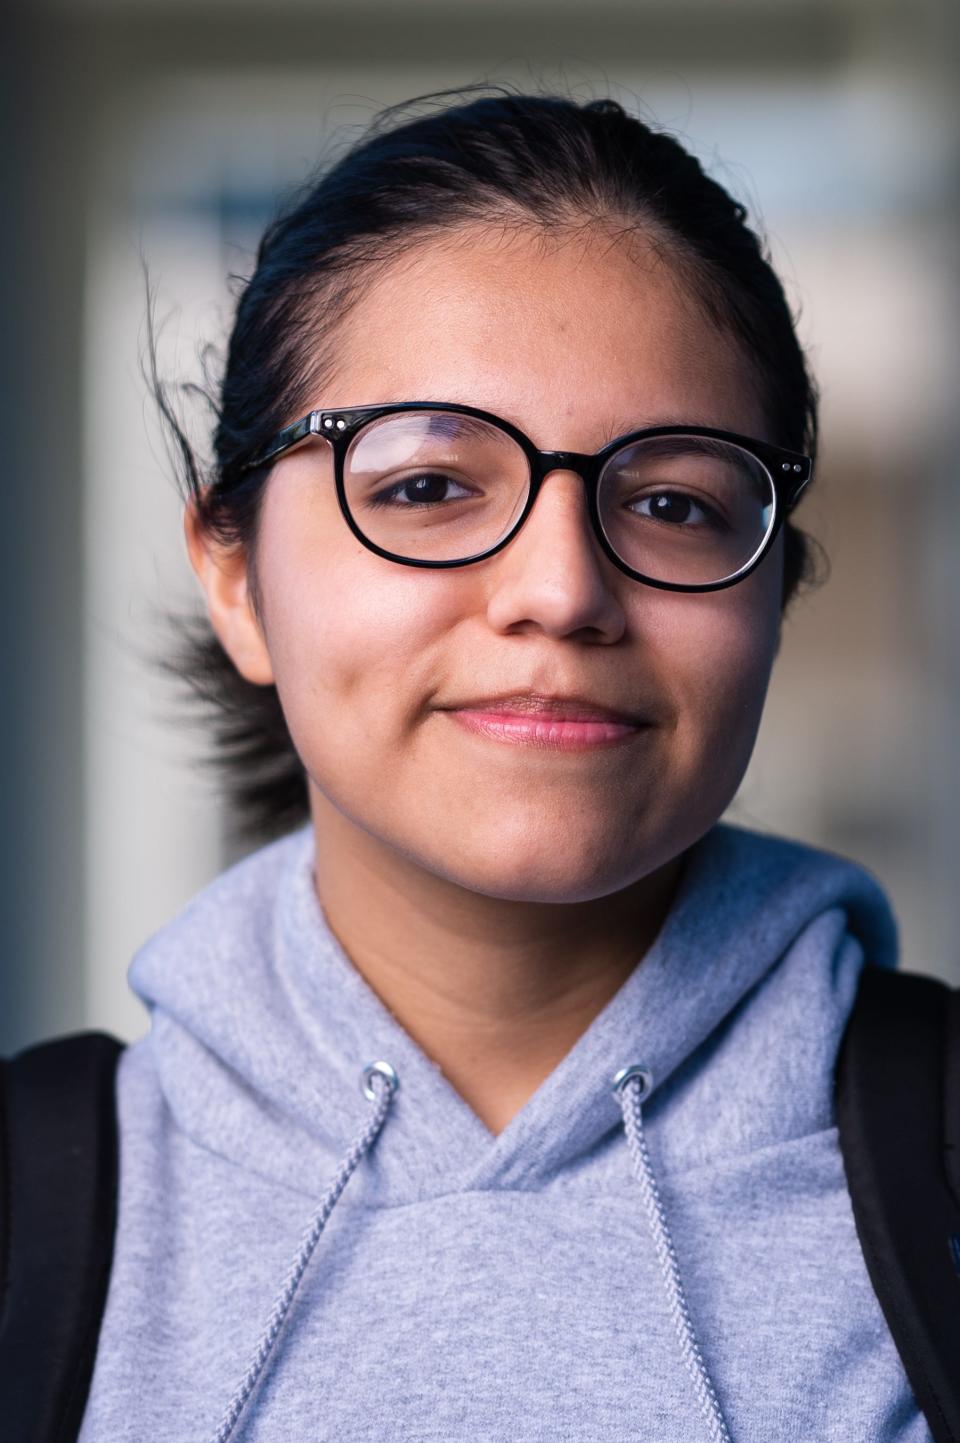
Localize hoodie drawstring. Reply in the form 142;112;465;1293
613;1065;734;1443
210;1059;731;1443
209;1060;399;1443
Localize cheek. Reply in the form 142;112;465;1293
265;563;406;723
649;547;782;767
254;495;453;777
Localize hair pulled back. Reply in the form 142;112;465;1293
155;82;823;847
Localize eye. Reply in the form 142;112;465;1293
366;473;477;509
631;490;724;529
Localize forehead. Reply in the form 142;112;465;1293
322;223;769;444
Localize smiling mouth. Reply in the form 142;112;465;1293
447;708;649;751
443;691;650;726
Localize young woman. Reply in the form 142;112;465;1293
75;87;932;1441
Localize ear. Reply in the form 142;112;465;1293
183;499;275;686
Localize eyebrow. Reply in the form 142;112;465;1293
420;412;515;445
595;416;700;447
406;402;723;449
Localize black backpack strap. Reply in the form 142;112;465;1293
835;963;960;1443
0;1031;125;1443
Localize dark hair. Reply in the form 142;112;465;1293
152;81;826;850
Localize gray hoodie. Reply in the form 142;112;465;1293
77;819;932;1442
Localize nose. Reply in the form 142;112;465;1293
493;460;621;602
518;457;604;560
480;446;631;638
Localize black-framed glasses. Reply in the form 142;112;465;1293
239;400;812;592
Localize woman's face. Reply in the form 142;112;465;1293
196;224;784;904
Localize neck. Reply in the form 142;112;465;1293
308;787;686;1136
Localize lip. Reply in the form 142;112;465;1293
444;692;647;725
448;709;647;750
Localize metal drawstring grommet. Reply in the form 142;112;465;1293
361;1059;399;1101
611;1063;653;1101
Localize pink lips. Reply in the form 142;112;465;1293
449;709;643;750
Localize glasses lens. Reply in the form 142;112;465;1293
343;411;530;562
598;435;776;586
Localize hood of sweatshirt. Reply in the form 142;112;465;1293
130;817;897;1212
78;817;923;1443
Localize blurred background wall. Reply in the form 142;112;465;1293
2;0;958;1052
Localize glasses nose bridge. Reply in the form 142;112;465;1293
533;447;599;486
